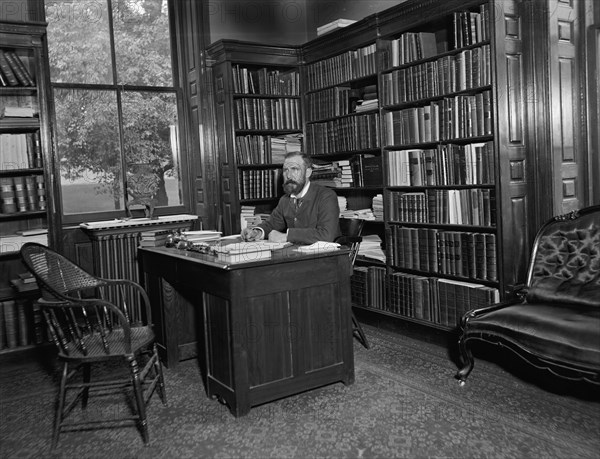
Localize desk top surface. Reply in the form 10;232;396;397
138;244;350;270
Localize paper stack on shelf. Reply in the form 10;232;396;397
372;194;384;221
358;234;386;263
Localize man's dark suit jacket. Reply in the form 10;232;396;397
258;182;341;244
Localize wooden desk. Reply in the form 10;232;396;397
138;246;355;416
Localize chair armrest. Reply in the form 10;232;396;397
459;299;522;329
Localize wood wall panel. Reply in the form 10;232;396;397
549;0;586;213
494;0;532;294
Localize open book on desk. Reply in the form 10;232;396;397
213;241;292;264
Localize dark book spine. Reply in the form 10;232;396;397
0;50;19;86
5;51;34;86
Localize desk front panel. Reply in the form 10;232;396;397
139;247;354;416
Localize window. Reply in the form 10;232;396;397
45;0;185;221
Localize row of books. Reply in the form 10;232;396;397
380;5;490;70
304;43;377;92
386;142;495;187
235;134;302;165
233;97;301;131
305;85;378;122
0;131;43;171
389;226;497;281
384;90;493;146
0;49;35;87
238;168;282;200
383;31;441;68
381;45;491;105
387;188;496;226
351;266;499;327
0;299;45;350
305;112;380;156
231;65;300;96
452;6;491;50
0;174;46;214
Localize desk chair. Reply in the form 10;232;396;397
336;218;370;349
20;242;167;449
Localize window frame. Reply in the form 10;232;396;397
47;0;192;225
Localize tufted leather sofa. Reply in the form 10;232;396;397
456;204;600;386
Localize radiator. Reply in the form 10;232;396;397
81;215;198;322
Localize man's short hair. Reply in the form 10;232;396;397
284;151;312;169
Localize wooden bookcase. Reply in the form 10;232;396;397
207;40;303;235
0;21;60;356
206;0;552;333
301;15;386;266
350;0;530;331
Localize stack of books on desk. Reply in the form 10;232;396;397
139;229;171;247
181;230;222;243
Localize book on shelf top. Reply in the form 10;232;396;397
317;19;357;36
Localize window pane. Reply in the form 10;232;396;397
46;0;112;84
54;89;124;214
112;0;173;87
121;91;182;208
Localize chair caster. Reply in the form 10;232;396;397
458;379;466;387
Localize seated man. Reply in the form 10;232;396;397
241;152;340;244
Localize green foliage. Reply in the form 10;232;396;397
47;0;179;210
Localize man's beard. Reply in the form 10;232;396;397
283;178;304;195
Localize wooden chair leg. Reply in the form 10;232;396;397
129;357;149;444
152;345;168;406
82;363;91;409
352;311;370;349
52;362;69;450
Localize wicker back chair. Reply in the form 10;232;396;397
335;218;370;349
20;242;167;449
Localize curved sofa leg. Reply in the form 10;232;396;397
456;336;474;386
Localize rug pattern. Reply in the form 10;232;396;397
0;325;598;459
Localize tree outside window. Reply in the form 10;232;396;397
46;0;184;219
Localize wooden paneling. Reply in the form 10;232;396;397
548;0;587;213
494;0;531;293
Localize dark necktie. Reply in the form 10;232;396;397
292;197;301;211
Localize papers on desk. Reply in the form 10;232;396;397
296;241;341;254
213;241;290;254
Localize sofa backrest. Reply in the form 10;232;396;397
526;205;600;307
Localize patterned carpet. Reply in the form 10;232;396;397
1;324;599;459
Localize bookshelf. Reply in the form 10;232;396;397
297;0;533;332
0;21;59;356
207;40;303;234
301;16;386;262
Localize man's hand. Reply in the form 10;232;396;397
241;227;263;242
268;230;287;243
